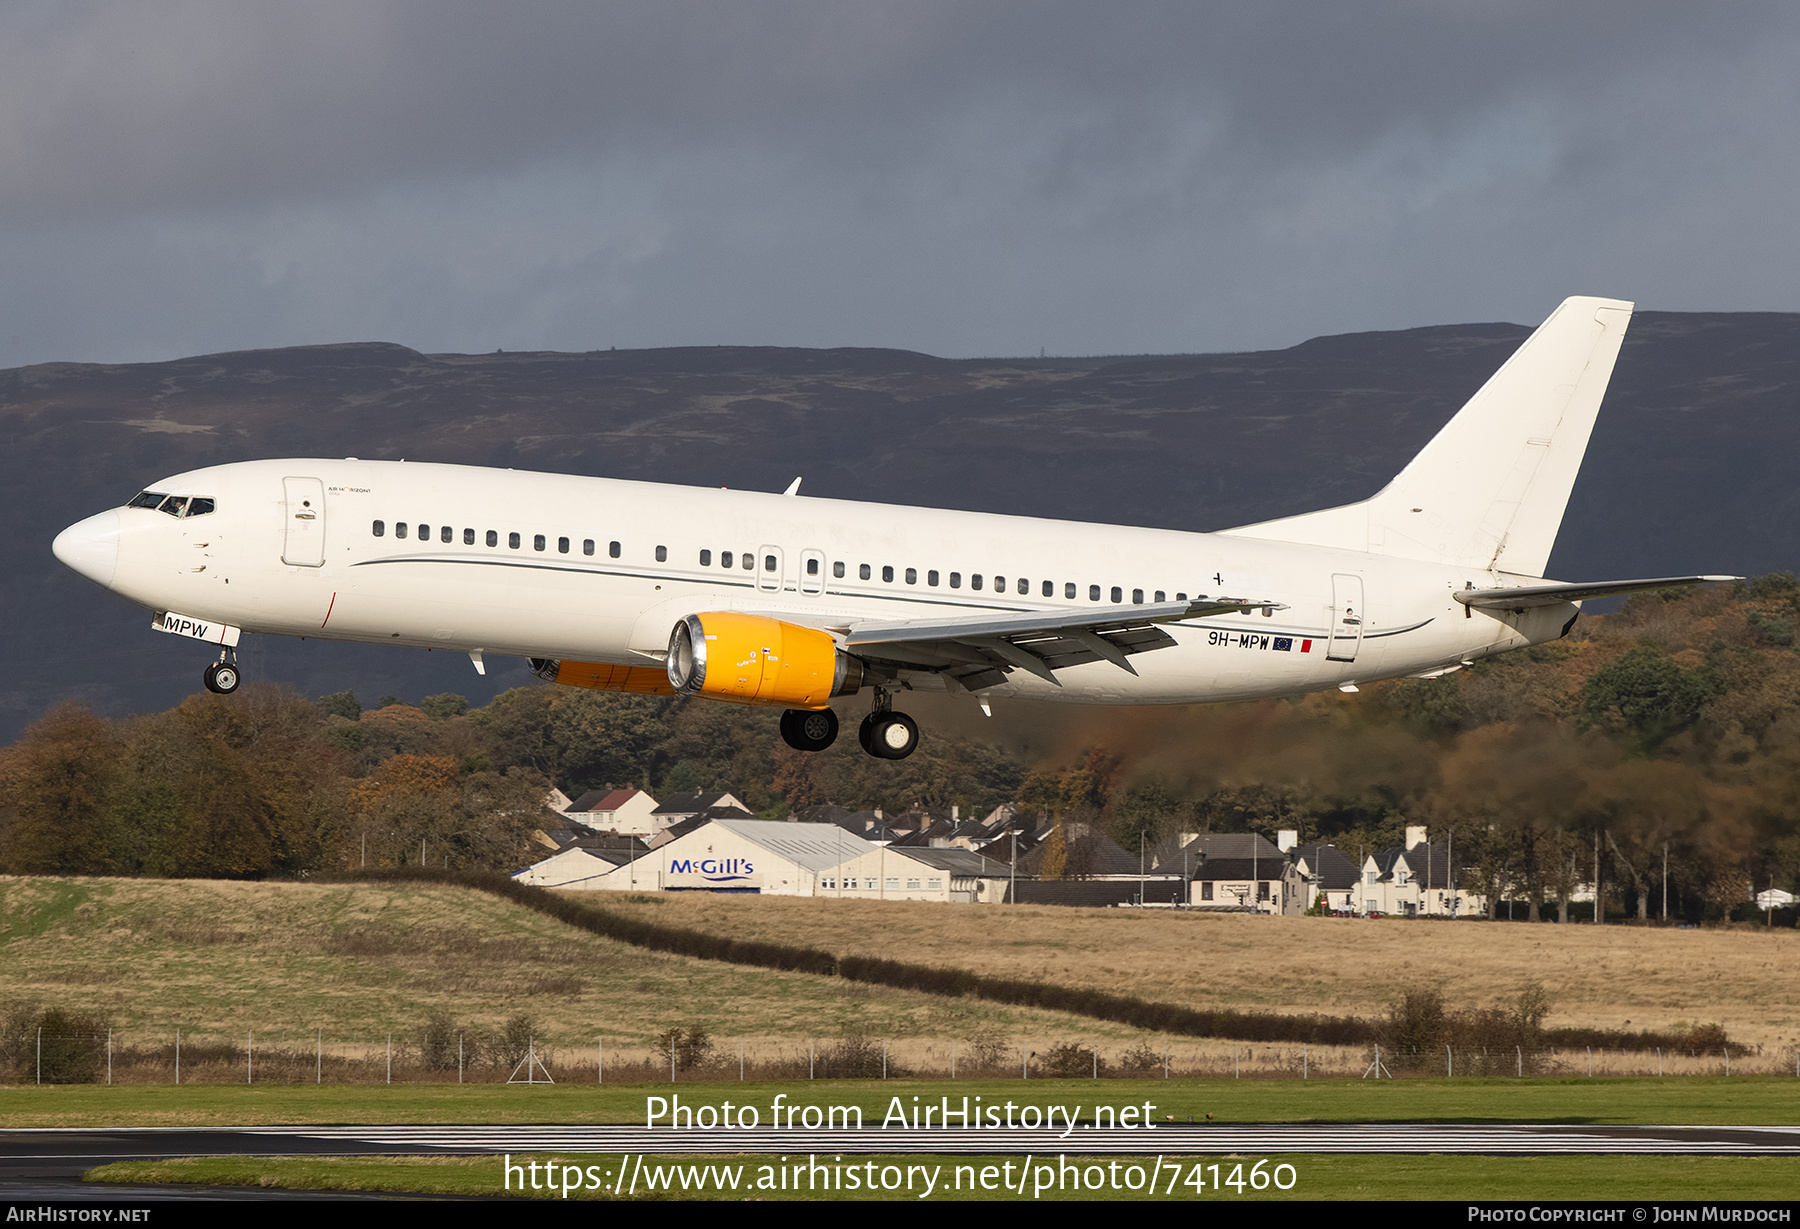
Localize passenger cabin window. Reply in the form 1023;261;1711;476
372;520;385;537
859;563;871;580
558;537;570;554
464;528;475;545
657;545;668;562
971;574;983;590
441;526;453;543
994;575;1006;592
610;541;621;558
486;530;498;547
1155;590;1166;602
396;523;409;540
904;567;916;584
700;549;712;566
1017;578;1028;595
417;524;428;540
1065;582;1076;599
927;570;939;586
534;534;546;551
1041;580;1052;597
833;561;844;578
509;532;521;549
583;539;595;556
881;566;894;582
763;554;776;572
722;551;734;568
740;552;752;570
1177;592;1187;601
1111;586;1123;602
950;572;961;588
806;557;819;575
1089;584;1100;601
1132;588;1143;604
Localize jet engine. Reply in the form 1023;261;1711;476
665;612;863;707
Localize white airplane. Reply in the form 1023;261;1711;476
52;296;1731;760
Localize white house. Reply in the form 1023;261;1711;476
563;788;660;837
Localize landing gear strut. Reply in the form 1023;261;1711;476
857;690;919;760
203;650;241;695
779;707;839;752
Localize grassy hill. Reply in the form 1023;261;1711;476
591;891;1800;1054
0;875;1129;1078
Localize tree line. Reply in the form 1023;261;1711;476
2;575;1798;919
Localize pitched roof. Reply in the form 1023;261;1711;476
568;787;644;813
889;847;1011;878
1186;832;1287;862
1374;841;1461;889
1293;843;1360;890
706;819;877;873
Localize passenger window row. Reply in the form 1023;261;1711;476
371;520;623;559
367;520;1242;611
707;550;1187;604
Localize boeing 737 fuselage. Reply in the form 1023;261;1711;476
50;297;1731;758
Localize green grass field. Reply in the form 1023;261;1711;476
82;1152;1800;1201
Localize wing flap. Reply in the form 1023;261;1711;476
847;597;1279;689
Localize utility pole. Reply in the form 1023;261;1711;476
1598;831;1612;928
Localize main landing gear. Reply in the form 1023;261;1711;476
778;691;920;760
779;706;839;752
857;691;918;760
202;650;241;695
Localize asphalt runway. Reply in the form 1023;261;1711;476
6;1121;1800;1193
7;1123;1799;1201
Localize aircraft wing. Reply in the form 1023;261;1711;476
1453;575;1739;611
843;596;1282;690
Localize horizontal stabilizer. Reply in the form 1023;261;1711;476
1454;575;1739;611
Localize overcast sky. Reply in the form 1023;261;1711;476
2;1;1796;366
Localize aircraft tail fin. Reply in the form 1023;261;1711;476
1220;296;1633;577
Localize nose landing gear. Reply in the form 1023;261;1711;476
202;650;241;695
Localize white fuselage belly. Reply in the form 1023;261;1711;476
102;458;1572;703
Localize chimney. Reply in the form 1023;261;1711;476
1277;829;1299;853
952;804;959;822
874;807;884;821
1405;825;1427;850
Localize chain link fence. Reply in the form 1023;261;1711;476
2;1024;1787;1085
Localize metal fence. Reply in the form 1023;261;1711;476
3;1029;1789;1085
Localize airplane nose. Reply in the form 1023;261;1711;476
53;510;120;588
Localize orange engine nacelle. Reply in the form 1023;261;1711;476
529;658;677;695
665;612;863;707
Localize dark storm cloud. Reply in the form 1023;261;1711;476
0;2;1795;363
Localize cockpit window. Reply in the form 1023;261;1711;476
186;498;215;517
157;496;189;517
128;491;165;509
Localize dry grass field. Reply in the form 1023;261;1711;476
588;893;1800;1054
0;876;1166;1078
